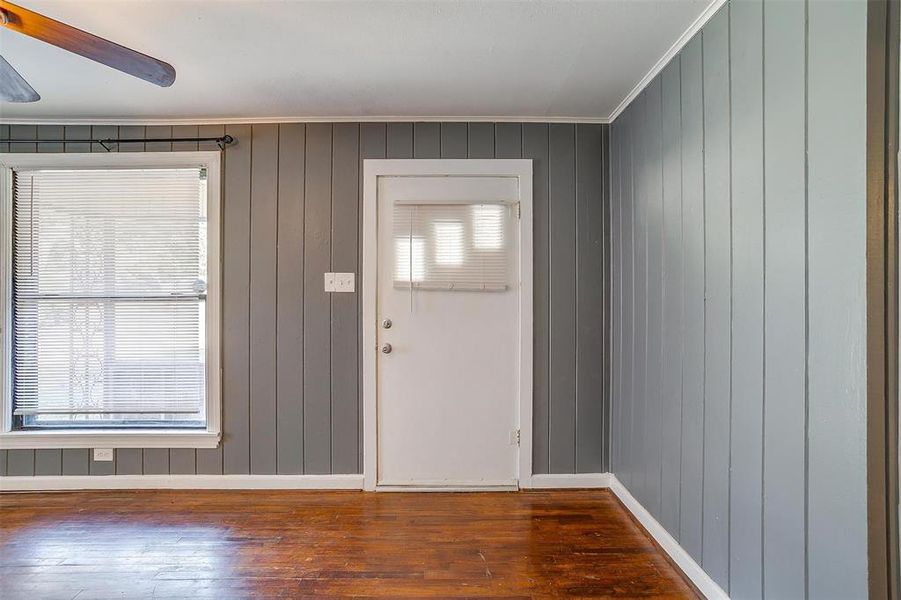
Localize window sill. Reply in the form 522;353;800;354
0;429;221;450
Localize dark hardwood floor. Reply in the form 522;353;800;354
0;489;698;599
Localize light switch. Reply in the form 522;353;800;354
93;448;114;461
324;272;355;293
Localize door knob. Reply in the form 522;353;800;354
380;343;393;354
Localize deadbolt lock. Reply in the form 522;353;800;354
381;343;393;354
382;318;392;329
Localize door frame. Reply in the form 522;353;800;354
361;159;533;491
867;0;900;596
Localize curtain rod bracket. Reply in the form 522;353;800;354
217;135;234;150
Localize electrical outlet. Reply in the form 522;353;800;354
93;448;114;462
324;272;355;293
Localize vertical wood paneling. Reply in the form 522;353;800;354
806;0;868;596
115;447;143;476
195;124;226;475
89;449;115;476
413;123;440;158
164;440;197;475
494;123;522;159
330;123;360;474
620;108;635;490
360;123;387;160
548;124;576;474
171;125;199;152
222;124;253;475
249;124;279;475
678;38;705;561
610;5;868;599
632;92;648;506
303;123;333;474
522;123;551;474
700;8;732;588
468;123;495;158
118;125;145;152
91;124;116;154
610;120;622;479
728;0;765;595
660;58;684;537
63;125;91;154
276;123;306;475
143;126;171;152
762;2;807;596
37;125;65;152
386;123;412;159
4;119;610;483
644;79;664;518
601;125;610;471
198;125;225;152
61;445;89;476
32;125;64;477
575;124;604;473
440;123;467;158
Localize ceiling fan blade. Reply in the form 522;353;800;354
0;54;39;102
0;0;175;87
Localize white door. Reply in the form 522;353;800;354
374;172;523;489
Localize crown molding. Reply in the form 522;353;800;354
0;115;610;126
606;0;728;122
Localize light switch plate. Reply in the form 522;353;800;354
324;272;355;293
93;448;114;461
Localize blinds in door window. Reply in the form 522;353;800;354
11;168;208;417
393;202;514;291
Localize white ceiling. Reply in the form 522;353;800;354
0;0;713;124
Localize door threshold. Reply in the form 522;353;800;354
376;483;519;493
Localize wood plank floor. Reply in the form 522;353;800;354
0;489;698;599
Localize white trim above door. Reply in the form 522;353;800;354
361;159;533;492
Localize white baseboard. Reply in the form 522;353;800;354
526;472;611;489
608;475;729;600
0;474;365;492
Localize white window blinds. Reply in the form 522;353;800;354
11;168;208;418
393;202;513;291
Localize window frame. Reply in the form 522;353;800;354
0;151;221;450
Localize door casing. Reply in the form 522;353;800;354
361;159;533;491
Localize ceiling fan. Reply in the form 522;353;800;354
0;0;175;103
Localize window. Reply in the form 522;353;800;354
0;152;221;449
392;202;513;291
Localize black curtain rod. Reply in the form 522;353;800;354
0;135;235;151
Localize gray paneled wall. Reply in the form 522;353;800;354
0;121;609;477
609;1;868;598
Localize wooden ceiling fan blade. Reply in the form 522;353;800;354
0;1;175;87
0;54;39;102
